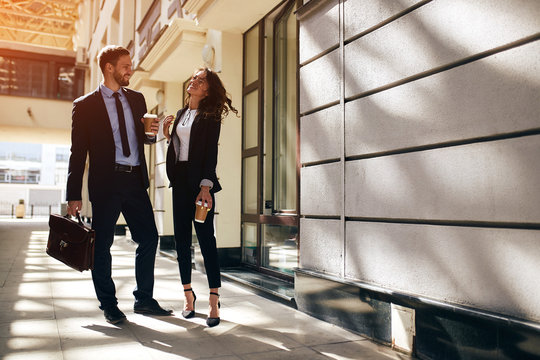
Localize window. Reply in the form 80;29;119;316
241;0;299;278
55;147;70;163
271;3;297;214
0;52;84;100
8;169;40;184
11;58;48;97
0;142;41;162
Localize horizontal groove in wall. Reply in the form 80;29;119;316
295;268;540;332
299;44;339;68
302;215;341;220
300;100;339;117
345;33;540;104
301;158;341;168
344;0;433;46
345;217;540;231
345;128;540;162
301;36;539;117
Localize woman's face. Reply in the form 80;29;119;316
187;70;209;99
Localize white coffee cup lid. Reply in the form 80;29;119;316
144;113;158;118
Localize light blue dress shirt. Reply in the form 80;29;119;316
100;84;140;166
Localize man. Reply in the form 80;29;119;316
66;45;172;324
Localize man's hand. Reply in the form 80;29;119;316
149;116;160;136
67;200;82;217
140;116;160;137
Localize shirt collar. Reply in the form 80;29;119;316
100;83;124;98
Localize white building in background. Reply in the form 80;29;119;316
0;142;70;215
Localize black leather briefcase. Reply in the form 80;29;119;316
46;213;95;272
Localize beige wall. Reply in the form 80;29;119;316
214;31;243;248
0;125;70;146
0;95;72;139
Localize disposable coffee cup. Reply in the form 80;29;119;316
143;113;158;135
194;201;210;223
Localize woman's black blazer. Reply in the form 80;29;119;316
165;107;222;194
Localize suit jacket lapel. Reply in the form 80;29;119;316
94;88;115;144
188;112;203;158
171;107;187;137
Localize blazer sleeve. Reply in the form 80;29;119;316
66;99;89;201
202;117;221;185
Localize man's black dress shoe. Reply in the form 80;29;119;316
134;298;173;316
102;306;126;324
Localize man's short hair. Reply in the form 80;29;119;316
97;45;130;73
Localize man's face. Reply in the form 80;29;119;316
112;55;132;86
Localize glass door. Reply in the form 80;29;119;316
241;0;299;279
241;21;263;267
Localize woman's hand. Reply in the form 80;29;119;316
196;186;212;209
162;115;175;141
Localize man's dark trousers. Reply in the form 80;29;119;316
90;168;158;309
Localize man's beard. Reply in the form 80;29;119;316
113;71;130;86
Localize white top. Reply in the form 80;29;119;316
172;108;214;189
176;108;197;161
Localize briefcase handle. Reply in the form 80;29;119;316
64;213;85;226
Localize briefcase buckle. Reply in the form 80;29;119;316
60;240;68;248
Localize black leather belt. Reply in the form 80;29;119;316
114;164;140;173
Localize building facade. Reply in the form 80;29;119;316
2;0;537;358
296;0;540;358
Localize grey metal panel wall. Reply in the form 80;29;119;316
298;0;540;322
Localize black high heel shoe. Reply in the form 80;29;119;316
206;292;220;327
182;288;196;318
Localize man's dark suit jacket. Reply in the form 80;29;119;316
165;107;222;195
66;87;152;203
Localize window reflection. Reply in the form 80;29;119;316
242;156;258;214
262;224;298;275
57;66;75;99
242;222;258;265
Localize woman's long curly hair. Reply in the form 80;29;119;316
185;67;238;121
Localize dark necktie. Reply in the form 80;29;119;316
112;92;130;157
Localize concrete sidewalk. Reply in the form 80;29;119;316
0;219;406;360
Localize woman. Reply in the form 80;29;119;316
162;68;237;327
